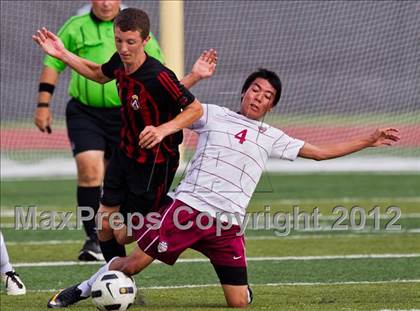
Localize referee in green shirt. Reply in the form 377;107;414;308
34;0;165;261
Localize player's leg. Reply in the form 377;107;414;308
47;245;154;308
0;232;26;295
115;156;178;246
66;99;107;261
47;196;161;308
79;245;154;297
98;148;129;261
75;150;105;261
113;222;136;245
96;203;127;261
221;284;250;308
194;220;252;308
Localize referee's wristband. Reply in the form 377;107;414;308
39;82;55;94
37;103;50;108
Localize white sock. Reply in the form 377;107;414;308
77;257;119;297
0;232;13;274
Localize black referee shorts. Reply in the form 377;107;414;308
66;98;121;159
101;148;179;216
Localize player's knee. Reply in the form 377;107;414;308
226;291;249;308
227;297;248;308
223;284;250;309
76;154;104;186
77;169;102;186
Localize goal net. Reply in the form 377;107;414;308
1;1;419;178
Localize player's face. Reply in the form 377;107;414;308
115;27;150;65
240;78;276;120
91;0;120;21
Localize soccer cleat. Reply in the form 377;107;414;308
78;236;104;261
47;284;87;308
1;271;26;295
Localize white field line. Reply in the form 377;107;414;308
2;196;420;216
2;211;420;225
4;229;420;246
4;224;420;232
3;223;420;233
24;279;420;293
265;197;420;204
246;231;420;239
13;253;420;268
6;240;85;246
3;211;420;219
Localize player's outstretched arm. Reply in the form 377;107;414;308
298;127;400;161
181;49;217;89
139;100;203;149
32;27;110;84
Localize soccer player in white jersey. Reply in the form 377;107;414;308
47;69;400;308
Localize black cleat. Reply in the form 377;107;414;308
47;284;87;308
78;237;104;261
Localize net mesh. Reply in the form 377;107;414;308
1;1;419;177
183;1;419;158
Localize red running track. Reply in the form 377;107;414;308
1;126;419;151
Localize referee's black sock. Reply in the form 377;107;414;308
77;186;101;239
99;238;126;262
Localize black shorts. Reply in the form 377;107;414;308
101;148;179;216
66;98;121;159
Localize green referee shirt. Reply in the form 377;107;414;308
44;12;165;108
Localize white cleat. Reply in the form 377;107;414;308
2;271;26;295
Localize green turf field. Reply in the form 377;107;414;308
1;173;419;310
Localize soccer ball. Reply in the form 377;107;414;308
91;270;137;311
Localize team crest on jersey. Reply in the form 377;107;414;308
178;96;188;106
258;126;267;133
131;94;140;110
157;241;168;253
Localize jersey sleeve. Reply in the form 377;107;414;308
145;32;165;64
101;52;121;79
270;130;305;161
189;104;211;130
43;18;77;72
156;69;195;109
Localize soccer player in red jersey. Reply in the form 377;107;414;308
33;8;216;263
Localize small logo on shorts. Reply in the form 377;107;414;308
233;256;242;260
157;241;168;253
131;94;140;110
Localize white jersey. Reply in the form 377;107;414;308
175;104;305;224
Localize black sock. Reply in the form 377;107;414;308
77;186;101;239
99;238;126;262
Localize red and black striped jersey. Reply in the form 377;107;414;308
101;52;195;164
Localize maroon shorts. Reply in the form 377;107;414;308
134;199;247;267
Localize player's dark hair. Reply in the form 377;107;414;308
241;69;282;106
114;8;150;40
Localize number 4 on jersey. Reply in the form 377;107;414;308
234;129;248;144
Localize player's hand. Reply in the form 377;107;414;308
191;49;217;80
139;125;168;149
368;128;400;147
34;107;53;134
32;27;65;59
